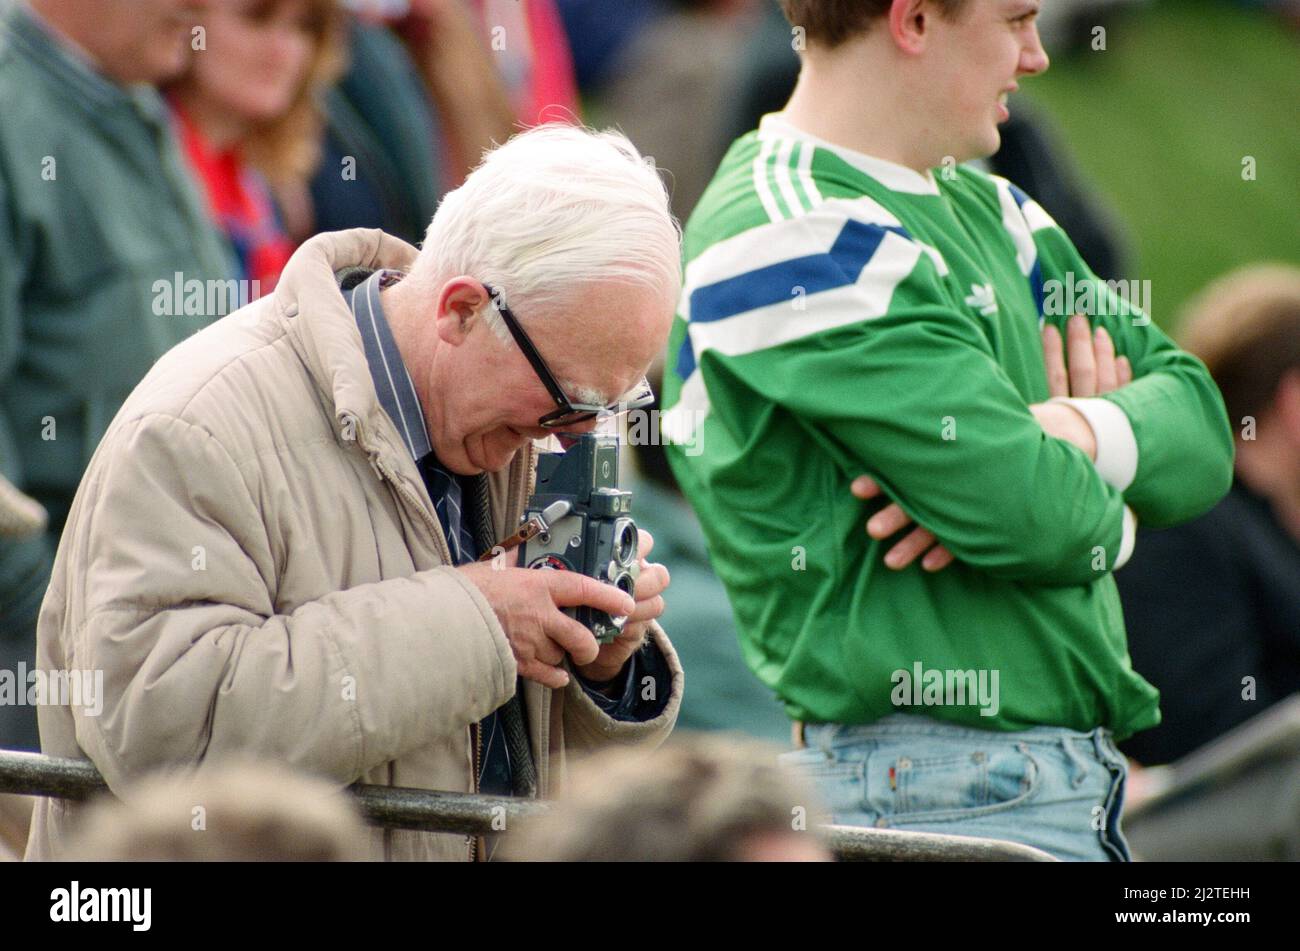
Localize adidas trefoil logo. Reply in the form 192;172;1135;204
965;282;997;316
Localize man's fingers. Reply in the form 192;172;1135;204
636;528;655;561
633;562;670;601
545;570;637;617
1117;355;1133;387
921;544;955;572
531;640;566;667
626;594;665;625
1067;314;1097;397
518;659;570;690
884;527;937;569
543;612;600;667
867;502;912;539
1093;325;1119;393
851;475;880;499
1041;323;1069;398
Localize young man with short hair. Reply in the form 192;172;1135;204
662;0;1232;860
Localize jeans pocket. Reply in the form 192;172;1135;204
866;743;1042;824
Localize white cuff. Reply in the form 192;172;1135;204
1114;504;1138;570
1048;396;1138;491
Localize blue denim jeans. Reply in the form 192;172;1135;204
780;713;1132;861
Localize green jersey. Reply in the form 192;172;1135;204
661;114;1233;739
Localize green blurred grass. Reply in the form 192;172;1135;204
1024;0;1299;331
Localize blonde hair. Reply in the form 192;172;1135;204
241;0;347;185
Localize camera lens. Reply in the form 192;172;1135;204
614;518;637;566
614;570;635;601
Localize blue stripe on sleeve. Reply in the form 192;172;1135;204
687;221;911;326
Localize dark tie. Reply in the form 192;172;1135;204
423;464;474;565
467;473;538;799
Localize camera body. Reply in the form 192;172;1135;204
518;434;638;644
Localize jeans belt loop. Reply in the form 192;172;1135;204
1061;735;1091;788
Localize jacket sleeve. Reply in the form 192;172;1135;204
559;622;682;754
67;413;518;792
1004;180;1234;528
699;218;1132;586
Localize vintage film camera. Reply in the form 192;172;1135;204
516;433;638;644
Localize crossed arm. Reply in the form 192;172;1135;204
861;315;1134;572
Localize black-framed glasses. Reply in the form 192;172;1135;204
483;283;654;429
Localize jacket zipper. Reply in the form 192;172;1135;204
353;417;476;857
361;423;536;861
469;718;482;861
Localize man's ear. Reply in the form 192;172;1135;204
889;0;932;55
435;277;490;346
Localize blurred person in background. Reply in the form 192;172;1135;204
0;0;233;753
61;759;369;861
310;0;578;244
556;0;669;95
470;0;579;128
505;733;831;861
0;473;45;540
1116;264;1300;769
166;0;347;291
570;0;763;222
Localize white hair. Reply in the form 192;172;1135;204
408;124;682;344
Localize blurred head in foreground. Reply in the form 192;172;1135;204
506;734;832;861
62;759;369;861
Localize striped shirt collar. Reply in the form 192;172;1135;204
345;270;433;462
758;112;940;196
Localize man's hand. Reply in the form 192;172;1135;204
852;475;954;572
1041;314;1133;399
1030;314;1133;457
457;561;637;690
573;529;670;685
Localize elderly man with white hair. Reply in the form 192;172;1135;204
25;125;685;862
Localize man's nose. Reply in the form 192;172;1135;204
1020;27;1050;76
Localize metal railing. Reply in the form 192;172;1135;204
0;748;1056;861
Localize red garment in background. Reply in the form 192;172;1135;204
476;0;580;125
169;99;296;294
